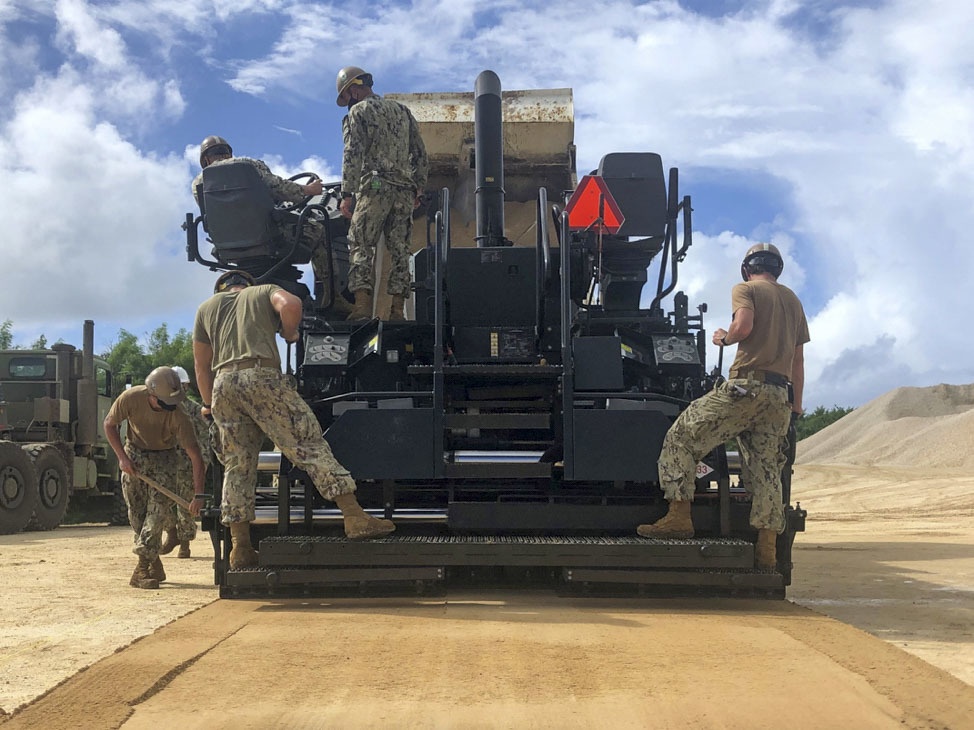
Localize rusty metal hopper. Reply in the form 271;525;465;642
387;87;576;249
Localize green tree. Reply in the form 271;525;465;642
0;320;12;349
31;334;48;349
795;405;853;441
102;329;152;385
144;323;195;376
101;323;196;390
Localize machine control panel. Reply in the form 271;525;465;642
651;334;701;367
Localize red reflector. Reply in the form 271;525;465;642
565;175;626;234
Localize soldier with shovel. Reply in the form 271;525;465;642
105;367;206;589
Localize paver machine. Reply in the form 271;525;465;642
185;70;806;598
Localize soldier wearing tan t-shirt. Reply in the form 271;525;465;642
105;367;205;590
192;270;394;572
637;243;809;571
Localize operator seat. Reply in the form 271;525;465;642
200;161;312;267
591;153;668;311
596;152;668;240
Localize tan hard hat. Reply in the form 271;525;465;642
199;135;232;168
214;269;257;293
741;243;784;280
335;66;373;106
145;367;186;406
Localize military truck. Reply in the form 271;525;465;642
186;70;805;597
0;320;123;533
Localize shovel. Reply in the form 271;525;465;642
138;472;193;511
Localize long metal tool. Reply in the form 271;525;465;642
138;472;193;511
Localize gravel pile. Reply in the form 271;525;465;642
796;383;974;468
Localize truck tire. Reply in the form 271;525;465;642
110;482;130;527
0;442;38;535
25;445;71;531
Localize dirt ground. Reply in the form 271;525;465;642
1;464;973;729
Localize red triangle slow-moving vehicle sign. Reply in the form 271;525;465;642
565;175;626;234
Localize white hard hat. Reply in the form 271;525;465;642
170;366;191;384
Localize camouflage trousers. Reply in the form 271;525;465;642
211;366;356;524
347;186;415;296
658;378;792;532
166;449;203;542
121;444;180;560
303;218;345;305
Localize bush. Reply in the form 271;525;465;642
795;405;853;441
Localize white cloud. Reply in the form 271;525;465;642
55;0;128;69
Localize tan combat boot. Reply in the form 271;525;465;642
755;528;778;571
148;556;166;582
334;493;395;540
387;295;406;321
130;557;160;590
159;530;178;555
177;541;191;559
346;290;374;321
229;521;259;569
636;500;694;538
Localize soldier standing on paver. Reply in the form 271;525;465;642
193;271;395;570
637;243;809;571
335;66;429;321
105;367;206;589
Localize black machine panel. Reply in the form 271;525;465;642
573;336;624;390
446;247;538;327
325;408;436;479
571;408;671;481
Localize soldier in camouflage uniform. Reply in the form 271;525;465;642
193;271;395;570
193;136;351;315
159;366;213;559
335;66;428;321
104;367;206;589
637;243;809;571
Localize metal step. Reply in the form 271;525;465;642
222;564;784;595
256;534;755;570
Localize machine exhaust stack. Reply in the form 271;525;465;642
474;70;507;247
76;319;97;447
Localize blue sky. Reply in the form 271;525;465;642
1;0;972;410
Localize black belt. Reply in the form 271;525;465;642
729;370;790;388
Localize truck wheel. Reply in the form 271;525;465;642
0;442;38;535
110;482;130;526
25;445;71;531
